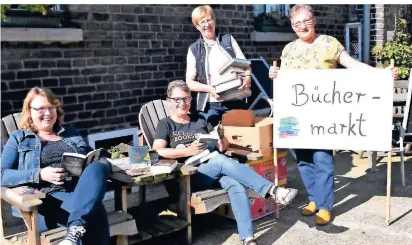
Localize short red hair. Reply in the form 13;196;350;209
191;5;215;26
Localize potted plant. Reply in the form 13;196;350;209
1;4;64;28
372;7;412;80
254;10;293;33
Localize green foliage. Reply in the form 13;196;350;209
372;7;412;79
1;5;10;20
1;4;50;20
255;10;290;27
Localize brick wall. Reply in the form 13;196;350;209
1;4;349;136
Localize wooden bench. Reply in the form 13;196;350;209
138;100;270;217
1;113;138;245
363;75;412;187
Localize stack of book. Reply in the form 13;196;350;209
184;133;220;166
212;58;252;101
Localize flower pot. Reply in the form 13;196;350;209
254;19;293;33
1;9;64;28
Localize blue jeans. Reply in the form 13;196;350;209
296;149;334;211
200;101;246;127
192;154;273;240
36;163;110;245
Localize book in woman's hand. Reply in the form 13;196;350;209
184;150;219;166
61;148;103;177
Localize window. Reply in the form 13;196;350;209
253;4;291;17
251;4;296;42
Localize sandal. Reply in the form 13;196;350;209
270;186;298;206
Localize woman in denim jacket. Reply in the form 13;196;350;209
1;87;111;245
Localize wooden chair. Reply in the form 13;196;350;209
0;113;138;245
138;100;264;216
365;72;412;187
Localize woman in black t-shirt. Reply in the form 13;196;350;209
153;80;298;245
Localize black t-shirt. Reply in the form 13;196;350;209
155;114;214;151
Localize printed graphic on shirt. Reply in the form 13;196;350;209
171;131;197;149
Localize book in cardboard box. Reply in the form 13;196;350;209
222;110;273;152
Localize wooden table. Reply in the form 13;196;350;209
109;164;197;245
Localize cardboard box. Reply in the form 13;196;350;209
214;152;288;220
223;114;273;151
255;147;273;157
222;110;254;127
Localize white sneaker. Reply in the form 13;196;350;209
59;226;86;245
270;186;298;206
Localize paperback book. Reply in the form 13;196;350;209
61;148;103;177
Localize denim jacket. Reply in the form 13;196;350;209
1;126;110;187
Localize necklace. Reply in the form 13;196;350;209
38;133;59;142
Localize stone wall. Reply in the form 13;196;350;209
1;4;350;135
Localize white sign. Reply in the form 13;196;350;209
273;69;393;151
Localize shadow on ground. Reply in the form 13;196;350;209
137;152;412;245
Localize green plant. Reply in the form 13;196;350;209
1;4;54;20
372;7;412;79
255;10;290;27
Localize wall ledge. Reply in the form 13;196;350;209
250;31;297;42
1;28;83;43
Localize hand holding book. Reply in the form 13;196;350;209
186;142;207;156
217;122;225;139
40;167;66;185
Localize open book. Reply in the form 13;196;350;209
150;159;178;174
219;58;251;75
61;148;103;177
184;150;220;166
3;186;46;202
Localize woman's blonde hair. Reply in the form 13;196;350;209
289;4;314;19
191;5;215;26
167;80;191;98
20;87;64;131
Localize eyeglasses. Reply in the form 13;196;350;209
168;97;192;104
292;16;314;28
31;106;57;114
198;18;214;27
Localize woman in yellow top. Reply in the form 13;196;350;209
269;4;398;225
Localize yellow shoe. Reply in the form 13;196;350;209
302;201;317;216
316;209;332;225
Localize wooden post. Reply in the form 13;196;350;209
274;148;280;219
0;200;4;241
114;185;129;245
176;175;192;245
21;210;40;245
390;59;395;69
386;151;392;225
273;60;279;219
